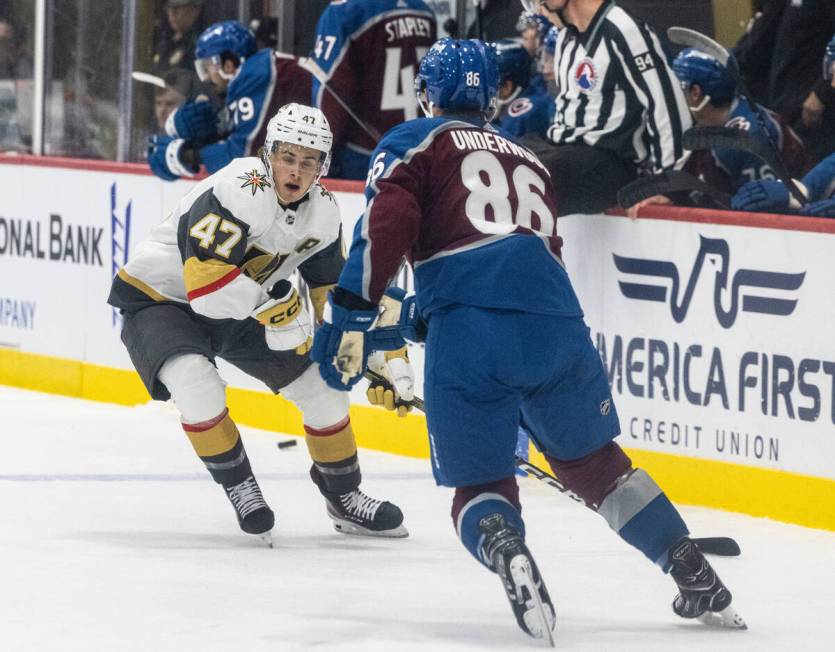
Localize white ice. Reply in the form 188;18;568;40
1;386;833;651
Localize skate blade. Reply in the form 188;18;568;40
252;531;274;548
509;555;556;647
697;605;747;630
331;520;409;538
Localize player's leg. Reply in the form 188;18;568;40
425;306;555;641
157;353;274;540
281;364;406;537
523;314;743;627
218;317;406;537
120;304;273;541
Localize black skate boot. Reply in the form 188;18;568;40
480;513;556;645
223;475;275;546
669;537;746;629
311;467;407;538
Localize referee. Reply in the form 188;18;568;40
522;0;692;214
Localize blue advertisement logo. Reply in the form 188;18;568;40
109;182;132;327
613;235;805;328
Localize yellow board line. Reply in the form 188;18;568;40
2;347;833;531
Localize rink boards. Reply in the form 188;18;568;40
1;155;834;531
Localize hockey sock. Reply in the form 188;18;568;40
305;417;361;494
453;478;524;570
597;468;689;568
182;408;253;486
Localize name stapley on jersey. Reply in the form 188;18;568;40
449;129;550;176
384;16;433;43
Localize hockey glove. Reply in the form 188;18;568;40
311;291;378;391
731;179;790;213
366;348;415;417
253;280;312;354
165;100;219;147
799;198;835;218
148;135;199;181
367;287;427;350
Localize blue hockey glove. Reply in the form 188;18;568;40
367;288;427;350
148;135;198;181
165;101;219;147
311;294;378;391
731;180;790;213
800;198;835;218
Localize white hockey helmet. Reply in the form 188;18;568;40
263;103;333;187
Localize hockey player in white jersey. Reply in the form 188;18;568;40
108;103;408;543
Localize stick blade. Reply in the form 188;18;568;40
667;27;730;66
692;536;741;557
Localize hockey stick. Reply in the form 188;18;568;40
363;369;740;556
297;56;383;144
683;125;795;187
617;169;731;209
667;27;806;206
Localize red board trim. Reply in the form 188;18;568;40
2;154;833;233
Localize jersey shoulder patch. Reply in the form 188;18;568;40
211;158;277;234
228;49;272;99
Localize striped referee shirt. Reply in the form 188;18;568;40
548;1;692;174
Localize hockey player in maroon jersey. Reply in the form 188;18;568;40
312;37;747;642
310;0;437;179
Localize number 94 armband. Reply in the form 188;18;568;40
253;280;313;354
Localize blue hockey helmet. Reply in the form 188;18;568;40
543;26;559;56
415;38;499;118
495;39;532;90
194;20;256;81
824;35;835;81
672;48;737;106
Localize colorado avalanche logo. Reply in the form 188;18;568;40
574;58;598;93
726;116;752;132
508;97;533;118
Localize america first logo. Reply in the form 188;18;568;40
574;58;598;93
613;236;805;329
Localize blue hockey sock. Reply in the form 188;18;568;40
456;493;526;569
597;469;688;569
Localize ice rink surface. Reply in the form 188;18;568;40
1;386;833;651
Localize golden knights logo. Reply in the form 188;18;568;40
237;169;271;195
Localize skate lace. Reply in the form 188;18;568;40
226;476;267;519
339;489;381;522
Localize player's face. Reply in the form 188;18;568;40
543;0;569;11
270;144;322;204
154;88;185;129
830;62;835;88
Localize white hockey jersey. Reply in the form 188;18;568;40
109;157;344;321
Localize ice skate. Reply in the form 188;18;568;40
669;537;747;630
223;475;275;546
311;467;407;537
480;514;556;646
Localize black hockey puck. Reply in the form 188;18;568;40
277;439;298;449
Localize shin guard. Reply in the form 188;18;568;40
182;408;252;486
304;417;361;494
453;478;524;569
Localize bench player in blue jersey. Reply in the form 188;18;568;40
310;0;437;180
731;35;835;218
672;47;807;194
492;39;552;139
149;20;311;180
311;37;746;641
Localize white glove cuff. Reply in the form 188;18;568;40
166;138;196;178
264;309;313;351
164;108;180;139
